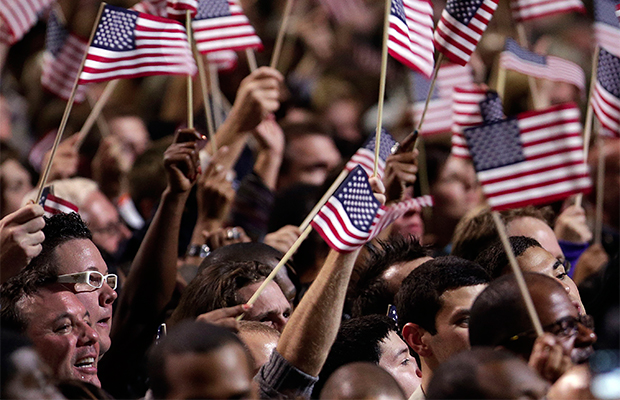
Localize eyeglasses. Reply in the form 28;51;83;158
57;271;118;292
508;314;594;342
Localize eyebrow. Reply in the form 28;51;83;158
451;308;470;322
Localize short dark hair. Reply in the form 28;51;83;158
395;257;490;334
426;348;522;399
167;260;271;326
451;206;554;261
469;273;562;358
0;213;92;331
474;236;542;279
348;237;430;317
148;321;251;399
280;120;333;177
314;315;397;397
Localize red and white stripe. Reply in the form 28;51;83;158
0;0;54;44
388;0;435;78
41;33;89;102
206;50;238;71
592;80;620;136
413;63;474;136
478;103;590;210
369;195;433;237
192;0;262;54
510;0;585;22
166;0;197;19
42;192;79;217
79;11;197;84
345;149;388;180
433;0;499;66
451;84;487;158
595;23;620;58
500;51;585;92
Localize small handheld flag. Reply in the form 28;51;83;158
78;5;197;84
0;0;54;45
192;0;263;54
591;48;620;136
38;187;79;217
464;103;591;211
594;0;620;57
509;0;585;23
344;130;397;179
433;0;499;66
388;0;435;78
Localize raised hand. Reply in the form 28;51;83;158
383;131;419;203
164;129;203;193
43;133;80;181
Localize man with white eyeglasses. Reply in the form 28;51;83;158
2;212;118;358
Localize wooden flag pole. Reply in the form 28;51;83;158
575;47;600;208
594;136;605;245
186;10;194;129
415;53;444;137
195;48;217;153
246;48;258;72
491;211;544;336
270;0;294;70
516;24;542;109
373;0;392;177
496;65;507;100
238;225;313;319
87;90;111;138
208;63;224;128
35;3;106;202
75;80;119;149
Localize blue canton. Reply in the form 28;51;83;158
464;119;525;172
196;0;231;20
92;6;137;51
598;49;620;98
45;10;67;56
362;130;398;162
479;91;505;123
391;0;408;25
387;304;399;328
411;71;439;102
505;38;546;65
335;166;381;232
594;0;620;27
445;0;484;25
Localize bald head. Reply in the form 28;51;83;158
320;362;406;400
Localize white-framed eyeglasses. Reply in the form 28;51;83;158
57;271;118;292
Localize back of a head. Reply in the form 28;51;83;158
426;348;547;399
320;362;406;400
349;237;430;317
474;236;542;279
315;315;397;397
1;213;91;331
197;242;284;274
168;260;271;326
148;321;252;399
469;273;562;357
450;206;495;261
395;257;490;333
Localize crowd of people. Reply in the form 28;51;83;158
1;0;619;398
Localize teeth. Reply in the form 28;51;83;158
75;357;95;367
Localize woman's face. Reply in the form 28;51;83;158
1;159;33;218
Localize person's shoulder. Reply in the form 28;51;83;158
408;385;425;400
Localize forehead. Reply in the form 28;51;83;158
53;239;108;275
438;285;486;314
516;247;557;276
507;217;563;258
238;281;288;312
532;284;577;325
378;331;408;360
21;289;86;325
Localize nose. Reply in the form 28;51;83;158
79;323;100;346
100;282;118;306
274;314;289;333
575;323;597;347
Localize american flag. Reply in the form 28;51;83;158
452;88;504;158
345;130;397;179
464;103;591;211
371;195;434;235
510;0;585;22
617;2;620;21
78;5;197;84
433;0;499;66
591;48;620;136
38;187;79;217
41;10;89;102
131;0;197;19
500;38;585;93
411;63;474;136
207;50;238;71
192;0;262;54
594;0;620;58
388;0;435;78
0;0;54;45
387;304;399;327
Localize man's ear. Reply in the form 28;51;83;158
402;322;432;358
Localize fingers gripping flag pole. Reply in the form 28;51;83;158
35;3;107;203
